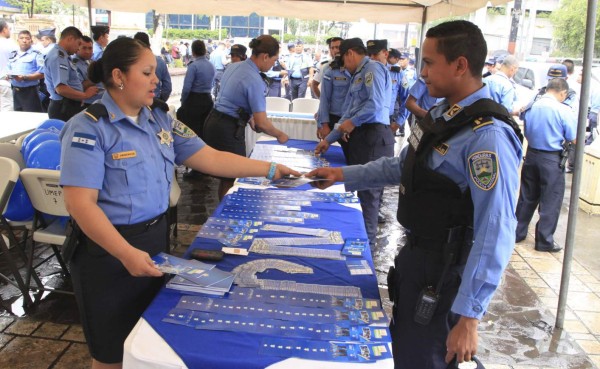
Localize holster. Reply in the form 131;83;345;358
234;108;250;140
559;142;570;169
387;265;396;303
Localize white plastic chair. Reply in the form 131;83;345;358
291;98;320;114
0;143;26;169
266;97;291;112
20;168;71;288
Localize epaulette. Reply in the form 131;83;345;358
84;103;109;123
8;50;17;58
31;49;41;55
472;116;495;131
390;66;401;73
58;50;65;58
150;98;169;112
320;60;328;65
71;57;79;64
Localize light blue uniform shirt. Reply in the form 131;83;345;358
44;45;83;100
215;58;267;119
181;56;216;102
590;86;600;114
288;53;311;78
523;94;577;151
154;56;172;101
7;48;44;88
325;57;391;143
342;85;523;319
397;66;417;122
92;42;103;61
409;77;439;112
59;92;204;225
209;49;226;70
387;64;402;120
316;63;351;127
70;56;103;104
484;71;517;112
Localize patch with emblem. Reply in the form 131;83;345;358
443;104;463;121
71;132;96;151
434;143;449;156
111;150;137;160
172;119;197;138
157;128;174;146
365;72;374;87
468;151;499;191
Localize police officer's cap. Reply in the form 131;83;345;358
366;39;388;54
484;57;496;65
547;64;567;79
230;44;247;56
91;25;110;37
399;51;410;59
326;37;343;46
388;48;401;59
287;42;295;50
295;39;304;46
37;28;55;39
339;38;366;56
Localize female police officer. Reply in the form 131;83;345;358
59;37;298;369
203;34;289;200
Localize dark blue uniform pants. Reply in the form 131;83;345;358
389;245;462;369
267;80;282;97
347;124;395;244
12;85;43;112
290;77;307;100
515;148;565;249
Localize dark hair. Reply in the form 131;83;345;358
91;26;109;41
249;35;279;57
191;40;206;57
60;26;83;41
81;35;93;44
88;38;148;88
562;59;575;74
349;46;366;56
547;77;569;93
133;32;151;47
0;20;9;33
18;30;31;38
327;37;343;45
425;20;486;78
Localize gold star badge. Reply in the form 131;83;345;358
157;128;173;147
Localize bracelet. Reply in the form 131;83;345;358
266;162;277;180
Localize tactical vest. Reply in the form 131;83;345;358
397;98;522;244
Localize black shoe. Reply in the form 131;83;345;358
378;214;387;224
535;242;563;253
515;236;525;243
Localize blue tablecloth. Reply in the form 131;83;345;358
142;140;383;369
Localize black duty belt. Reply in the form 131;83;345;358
209;109;238;123
528;147;561;155
355;123;388;131
114;212;166;238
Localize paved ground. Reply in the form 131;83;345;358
2;72;600;367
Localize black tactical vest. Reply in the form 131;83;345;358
397;98;522;243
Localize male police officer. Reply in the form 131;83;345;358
311;37;342;99
405;76;439;127
7;30;45;112
287;40;313;100
91;25;109;61
515;78;575;252
265;46;288;97
484;55;519;114
229;44;247;64
314;37;394;246
308;20;522;368
37;28;56;55
133;32;172;102
397;51;417;136
71;35;103;107
44;26;99;121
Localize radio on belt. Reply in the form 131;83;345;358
190;248;224;262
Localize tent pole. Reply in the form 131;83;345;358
415;6;427;72
555;0;598;329
87;0;93;29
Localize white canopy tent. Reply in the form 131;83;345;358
61;0;508;24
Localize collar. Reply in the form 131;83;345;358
355;56;370;75
99;92;153;125
431;84;491;119
245;58;260;73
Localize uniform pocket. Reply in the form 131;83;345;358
104;152;147;196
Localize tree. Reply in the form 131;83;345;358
550;0;600;57
6;0;54;17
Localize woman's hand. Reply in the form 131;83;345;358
119;246;163;277
273;164;301;180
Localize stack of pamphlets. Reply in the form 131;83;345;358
152;252;234;296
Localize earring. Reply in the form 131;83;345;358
118;82;124;90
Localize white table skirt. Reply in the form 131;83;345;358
0;111;48;142
245;115;317;156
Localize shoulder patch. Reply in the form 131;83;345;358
468;151;499;191
365;72;373;87
172;119;197;138
472;117;494;131
71;132;97;150
84;103;109;122
443;104;463;121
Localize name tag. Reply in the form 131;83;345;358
112;150;137;160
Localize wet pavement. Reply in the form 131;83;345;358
2;103;600;368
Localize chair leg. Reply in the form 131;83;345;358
50;244;70;277
0;236;35;307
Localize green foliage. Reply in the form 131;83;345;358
550;0;600;57
487;7;507;16
6;0;55;15
160;28;227;40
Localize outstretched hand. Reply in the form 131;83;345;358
273;164;301;180
120;247;163;278
305;167;344;189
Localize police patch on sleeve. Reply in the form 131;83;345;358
468;151;499;190
71;132;97;151
365;72;374;87
172;119;197;138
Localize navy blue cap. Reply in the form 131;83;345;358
230;44;247;56
388;48;401;58
287;42;295;49
547;64;568;79
485;57;496;65
37;28;55;38
339;38;365;56
295;39;304;45
366;39;387;54
399;52;410;59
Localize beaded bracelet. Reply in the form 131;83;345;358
266;162;277;180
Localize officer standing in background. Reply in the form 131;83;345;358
314;37;394;245
287;40;313;100
397;51;417;136
209;42;227;98
484;55;519;114
405;76;439;127
283;42;295;100
386;48;404;134
265;51;287;97
91;25;109;61
71;36;103;107
37;28;56;55
311;37;342;99
515;78;575;252
482;57;496;78
7;30;44;112
44;26;99;121
132;32;172;102
308;20;523;368
229;44;248;64
0;20;17;112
